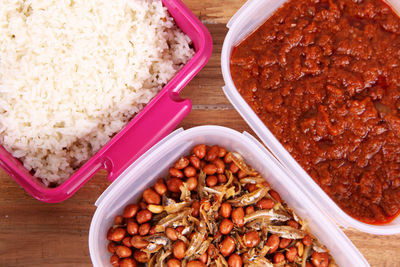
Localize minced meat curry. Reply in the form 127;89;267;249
231;0;400;224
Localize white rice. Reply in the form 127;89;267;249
0;0;194;185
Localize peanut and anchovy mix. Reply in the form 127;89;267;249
106;144;337;267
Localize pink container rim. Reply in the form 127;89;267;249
0;0;213;203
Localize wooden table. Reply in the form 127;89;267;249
0;1;399;266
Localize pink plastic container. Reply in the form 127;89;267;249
0;0;212;203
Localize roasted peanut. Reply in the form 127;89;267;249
191;200;200;217
139;201;147;210
189;155;201;169
296;241;304;257
269;189;282;202
214;210;221;220
130;235;149;249
303;235;312;246
127;220;139;235
217;174;227;183
200;160;206;169
110;254;120;267
212;158;225;174
256;198;274;209
219;218;234;235
245;206;255;215
206;175;218;187
143;188;161;205
193;144;206;159
279;238;291;249
231;207;245;227
120;258;137;267
187;261;206;267
286;220;299;229
107;227;113;241
243;231;260;248
273;252;285;263
116;245;131;258
206;145;219;161
286;246;298;262
166;227;178;241
229;162;239;173
149;225;157;235
224;153;233;164
184;166;197;177
267;234;280;253
123;204;139;218
169;167;184;178
167;258;181;267
154;179;167;195
167;178;183;193
108;242;118;253
173;240;187;259
237;170;247;179
220;236;236;257
111;228;126;242
311;252;329;267
147;204;164;214
218;147;227;158
136;209;152;224
203;164;217;175
133;250;149;263
114;215;124;225
122;237;132;248
139;222;150;236
220;202;232;218
228;254;242;267
174;157;190;169
186;177;198;191
199;252;208;264
246;184;257;192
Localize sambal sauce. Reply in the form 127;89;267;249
231;0;400;224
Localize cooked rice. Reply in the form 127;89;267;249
0;0;194;185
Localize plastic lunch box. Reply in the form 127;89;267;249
221;0;400;235
88;126;369;267
0;0;212;203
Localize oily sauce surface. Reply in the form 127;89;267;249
231;0;400;224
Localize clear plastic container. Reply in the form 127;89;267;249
221;0;400;235
0;0;212;203
89;125;369;267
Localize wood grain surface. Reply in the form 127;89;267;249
0;1;399;266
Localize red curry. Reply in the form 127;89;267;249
231;0;400;224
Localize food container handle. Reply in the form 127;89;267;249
227;0;259;29
94;128;184;207
101;90;191;182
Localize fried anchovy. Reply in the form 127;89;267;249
263;225;306;239
144;234;170;246
164;201;192;214
155;208;192;232
244;209;291;224
230;152;258;176
239;176;267;185
228;187;269;207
